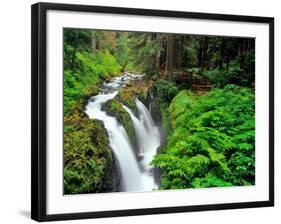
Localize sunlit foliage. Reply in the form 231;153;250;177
152;85;255;189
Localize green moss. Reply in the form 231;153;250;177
168;90;194;129
151;79;180;138
117;80;153;112
101;99;136;147
64;106;117;194
85;85;99;98
160;106;170;138
117;88;137;112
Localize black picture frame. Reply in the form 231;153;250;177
31;2;274;222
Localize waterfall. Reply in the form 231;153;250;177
85;92;143;191
123;100;160;171
85;73;160;192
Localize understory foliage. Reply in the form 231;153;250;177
64;28;121;194
155;80;180;103
152;79;180;135
64;49;121;115
152;85;255;189
200;54;255;87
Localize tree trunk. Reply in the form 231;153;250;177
155;33;161;75
237;43;241;57
91;31;97;51
218;39;224;70
201;37;208;70
165;35;174;81
177;36;184;69
121;61;128;72
198;42;203;68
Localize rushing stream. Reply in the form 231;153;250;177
85;73;160;192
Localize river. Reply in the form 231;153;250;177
85;73;160;192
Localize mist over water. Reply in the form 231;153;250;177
85;73;160;192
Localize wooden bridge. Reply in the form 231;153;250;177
172;71;214;95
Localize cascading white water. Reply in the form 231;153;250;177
85;73;160;192
123;101;160;190
85;91;143;191
123;101;160;171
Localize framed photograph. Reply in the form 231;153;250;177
31;2;274;222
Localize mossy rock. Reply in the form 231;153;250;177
87;85;99;96
85;85;99;98
116;88;137;112
101;99;136;147
116;80;153;113
64;110;118;194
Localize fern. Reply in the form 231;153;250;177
152;85;255;189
